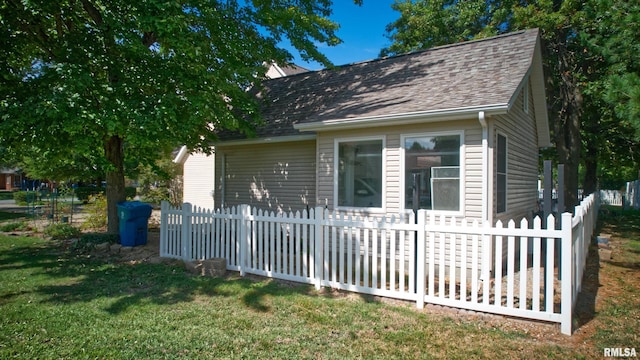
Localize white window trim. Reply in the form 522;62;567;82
400;131;465;215
334;136;386;211
496;132;508;214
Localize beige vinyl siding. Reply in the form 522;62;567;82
315;119;484;221
215;140;316;213
493;80;540;224
183;151;215;210
489;82;540;274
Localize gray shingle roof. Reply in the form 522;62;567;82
225;29;540;140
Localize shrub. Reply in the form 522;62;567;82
75;186;136;203
75;187;104;203
13;191;38;205
125;186;137;200
43;223;81;240
0;221;31;232
80;194;107;231
140;187;171;205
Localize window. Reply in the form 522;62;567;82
403;133;461;211
496;133;507;213
337;139;383;208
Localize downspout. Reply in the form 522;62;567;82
478;111;492;282
478;111;489;223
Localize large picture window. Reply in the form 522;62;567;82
337;139;383;208
404;133;461;211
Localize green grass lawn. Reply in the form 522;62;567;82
2;209;639;358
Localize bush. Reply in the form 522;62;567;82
13;191;38;205
0;221;31;232
80;194;107;230
43;223;81;240
125;186;137;199
75;186;136;203
75;186;104;203
140;187;171;205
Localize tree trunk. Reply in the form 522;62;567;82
544;31;583;210
583;114;599;195
104;135;126;234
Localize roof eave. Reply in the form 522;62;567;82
293;104;510;132
214;134;317;146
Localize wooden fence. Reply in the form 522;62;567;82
160;193;599;335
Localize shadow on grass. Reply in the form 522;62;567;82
573;243;600;329
0;235;319;315
575;207;640;330
0;210;28;221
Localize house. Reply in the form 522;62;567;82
211;29;549;226
174;62;310;210
0;168;22;191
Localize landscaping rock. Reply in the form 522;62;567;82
110;244;121;253
599;248;612;261
147;256;165;264
95;242;110;252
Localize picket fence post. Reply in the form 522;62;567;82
416;209;426;309
313;206;324;290
160;201;169;258
181;202;192;261
239;205;250;277
560;212;574;335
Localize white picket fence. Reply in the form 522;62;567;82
600;190;623;206
160;193;599;335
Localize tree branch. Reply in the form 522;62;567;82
80;0;103;26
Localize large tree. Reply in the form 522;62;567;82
0;0;357;233
382;0;600;208
581;0;640;188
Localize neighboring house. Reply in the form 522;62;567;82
212;29;549;226
0;168;22;191
174;62;309;210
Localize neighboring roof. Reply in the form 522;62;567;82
221;29;550;147
265;63;310;79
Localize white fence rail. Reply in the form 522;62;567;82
160;193;599;335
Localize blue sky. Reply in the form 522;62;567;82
285;1;400;70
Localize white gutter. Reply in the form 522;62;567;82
294;104;509;132
478;111;489;224
173;145;189;164
478;111;491;282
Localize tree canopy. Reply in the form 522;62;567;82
382;0;640;203
0;0;356;232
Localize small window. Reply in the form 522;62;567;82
337;139;383;208
497;133;507;213
403;133;461;211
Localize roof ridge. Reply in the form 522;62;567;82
266;29;535;81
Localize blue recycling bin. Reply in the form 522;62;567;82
117;201;153;247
